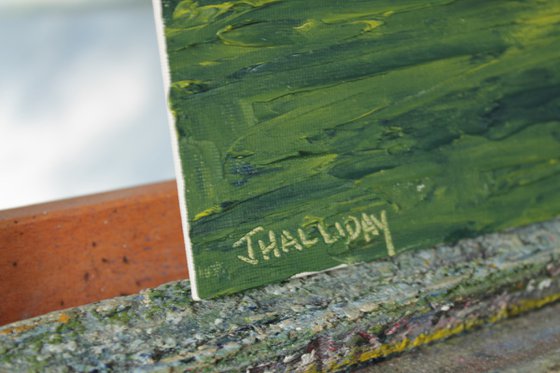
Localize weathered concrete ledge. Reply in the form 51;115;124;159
1;218;560;372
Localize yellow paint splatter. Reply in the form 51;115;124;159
329;291;560;371
303;364;320;373
199;61;219;67
513;4;560;43
193;205;222;221
294;19;317;32
238;0;279;7
172;80;205;90
352;20;384;32
58;313;71;324
0;324;34;335
173;1;234;21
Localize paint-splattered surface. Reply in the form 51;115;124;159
160;0;560;298
360;300;560;373
1;218;559;371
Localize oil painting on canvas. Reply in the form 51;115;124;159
154;0;560;299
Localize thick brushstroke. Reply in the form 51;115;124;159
161;0;560;298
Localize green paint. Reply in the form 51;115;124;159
160;0;560;298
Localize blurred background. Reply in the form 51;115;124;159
0;0;175;210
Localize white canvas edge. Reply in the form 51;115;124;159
151;0;201;301
290;264;349;279
151;1;356;298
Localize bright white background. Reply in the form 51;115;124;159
0;0;175;210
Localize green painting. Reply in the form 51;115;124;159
155;0;560;299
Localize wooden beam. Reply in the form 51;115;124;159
0;181;187;326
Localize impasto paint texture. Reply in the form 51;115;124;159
158;0;560;298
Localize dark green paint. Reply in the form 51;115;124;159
161;0;560;298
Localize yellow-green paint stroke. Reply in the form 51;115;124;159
161;0;560;298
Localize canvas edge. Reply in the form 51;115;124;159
290;264;349;280
151;0;201;301
148;1;384;299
